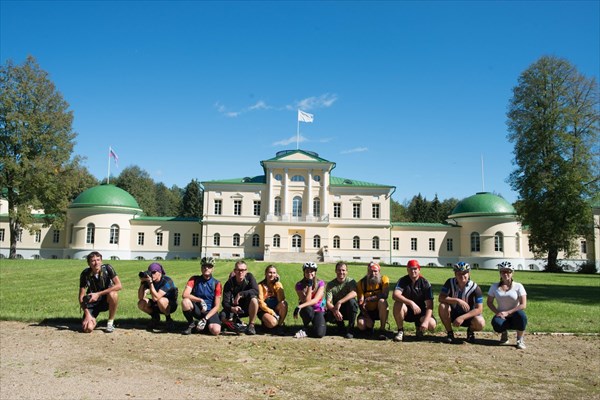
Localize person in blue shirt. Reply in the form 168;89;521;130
138;262;178;332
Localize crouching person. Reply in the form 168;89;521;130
138;263;178;331
181;257;222;335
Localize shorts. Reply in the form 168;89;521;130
258;297;280;320
358;308;380;321
191;301;209;319
149;298;178;315
451;307;475;327
84;295;109;318
197;313;221;332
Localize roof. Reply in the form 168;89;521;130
69;184;142;211
448;192;516;218
262;149;331;163
135;216;200;222
330;176;394;188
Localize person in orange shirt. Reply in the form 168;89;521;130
257;265;288;335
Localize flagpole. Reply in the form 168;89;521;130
481;154;485;192
296;115;300;150
107;146;111;184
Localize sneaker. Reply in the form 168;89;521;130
416;330;424;341
182;321;195;335
105;322;115;333
146;317;160;331
466;328;476;343
393;329;404;342
516;338;526;349
165;318;174;332
500;331;509;344
444;331;455;344
245;323;256;335
294;329;307;339
344;331;354;339
196;318;207;332
378;330;388;341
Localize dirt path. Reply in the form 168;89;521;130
1;321;598;400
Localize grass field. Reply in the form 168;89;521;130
1;259;599;333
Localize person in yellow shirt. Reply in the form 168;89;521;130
258;265;287;335
356;262;390;340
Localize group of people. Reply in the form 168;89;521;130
79;252;528;349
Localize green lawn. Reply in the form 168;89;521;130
1;259;599;333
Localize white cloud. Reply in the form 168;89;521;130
341;147;368;154
295;93;338;111
249;101;270;110
273;135;306;146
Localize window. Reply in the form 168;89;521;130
86;224;95;244
353;203;361;218
411;238;417;251
233;233;240;246
515;233;520;252
213;233;220;246
16;229;23;242
69;224;74;244
35;230;41;243
253;200;261;216
274;174;282;181
313;197;321;217
393;237;399;250
192;233;199;247
138;232;145;246
174;233;181;247
470;232;480;252
156;232;163;246
0;228;4;242
292;196;302;217
581;240;587;254
313;235;321;248
272;234;280;248
333;235;340;249
234;200;242;216
429;238;435;251
291;175;305;182
292;234;302;249
136;256;145;261
494;232;504;252
109;224;119;245
313;175;321;182
214;199;222;215
333;203;341;218
372;236;380;250
353;236;360;249
274;197;282;216
252;234;260;247
372;204;380;219
53;230;60;244
446;238;453;252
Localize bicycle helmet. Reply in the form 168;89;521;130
302;262;318;271
201;257;215;267
453;261;471;272
497;261;513;272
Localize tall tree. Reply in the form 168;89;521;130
180;179;203;218
113;166;157;216
407;193;428;222
507;56;599;272
0;56;93;258
155;183;182;217
390;198;409;222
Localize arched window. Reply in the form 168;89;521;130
291;175;305;182
313;197;321;217
292;234;302;250
313;235;321;248
333;235;340;249
273;234;281;248
252;234;260;247
109;224;120;244
372;236;380;250
353;236;360;249
292;196;303;217
495;231;504;252
274;196;282;216
214;233;221;246
470;232;480;252
86;223;95;244
233;233;240;246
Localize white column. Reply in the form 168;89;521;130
307;169;313;217
283;168;289;219
268;169;274;215
322;168;329;218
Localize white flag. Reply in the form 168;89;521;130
298;109;314;123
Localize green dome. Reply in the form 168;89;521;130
449;192;515;218
70;184;142;211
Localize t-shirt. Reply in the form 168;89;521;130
440;278;483;310
325;277;357;304
394;274;434;310
152;275;178;303
356;275;390;311
186;275;222;311
488;281;527;312
79;264;117;293
295;279;326;313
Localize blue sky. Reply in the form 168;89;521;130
2;1;598;204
